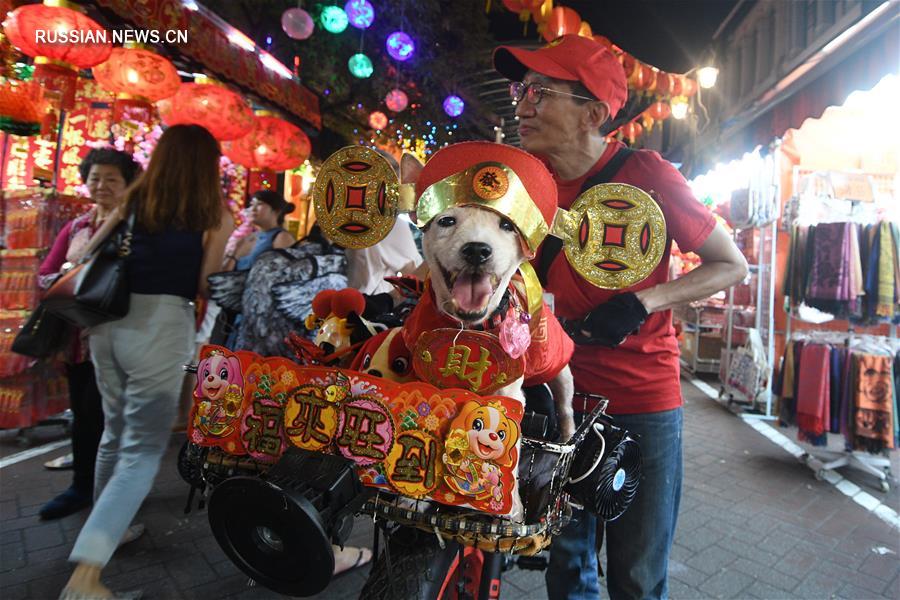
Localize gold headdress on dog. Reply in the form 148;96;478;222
311;143;666;295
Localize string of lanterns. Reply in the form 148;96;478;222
1;1;311;172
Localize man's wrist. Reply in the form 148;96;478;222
633;289;654;314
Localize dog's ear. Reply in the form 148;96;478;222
400;153;424;185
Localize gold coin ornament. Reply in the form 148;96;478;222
558;183;666;290
312;146;400;249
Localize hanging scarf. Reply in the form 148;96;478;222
796;343;831;444
852;352;895;451
876;221;896;318
807;223;851;301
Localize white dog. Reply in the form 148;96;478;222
418;202;575;440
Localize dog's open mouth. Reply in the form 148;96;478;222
439;264;500;321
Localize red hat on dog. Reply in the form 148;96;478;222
414;141;557;255
493;34;627;119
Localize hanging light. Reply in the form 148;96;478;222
223;114;312;172
386;32;415;61
321;6;349;34
282;8;315;40
443;95;464;118
157;81;255;141
385;89;408;112
348;53;373;78
670;96;689;120
345;0;374;29
697;66;719;89
92;46;181;122
368;110;387;130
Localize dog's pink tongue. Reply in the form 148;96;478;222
451;271;492;313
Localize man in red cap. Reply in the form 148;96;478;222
494;34;748;600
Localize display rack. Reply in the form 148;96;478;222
675;302;726;375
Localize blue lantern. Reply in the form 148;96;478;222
321;6;349;33
443;95;464;118
348;53;374;78
345;0;374;29
386;31;415;61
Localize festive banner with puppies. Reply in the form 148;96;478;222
189;345;524;516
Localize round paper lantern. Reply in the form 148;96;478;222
223;115;312;172
93;48;181;101
651;72;672;96
281;7;315;40
368;111;387;130
345;0;374;29
542;6;580;41
3;4;111;109
157;83;254;141
348;53;373;78
647;101;671;121
321;6;349;34
532;0;554;25
578;20;592;38
2;4;111;68
385;88;408;112
628;62;656;91
443;95;464;118
386;32;415;62
670;75;683;97
622;121;643;143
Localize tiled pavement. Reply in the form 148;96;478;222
1;378;898;600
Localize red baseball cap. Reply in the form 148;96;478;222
493;34;627;119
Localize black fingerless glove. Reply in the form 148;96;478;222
563;292;649;347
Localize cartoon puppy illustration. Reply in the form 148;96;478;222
194;351;244;437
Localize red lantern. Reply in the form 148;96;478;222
158;82;254;141
93;47;181;122
670;75;683;97
578;21;593;38
369;111;388;130
2;3;111;109
543;6;581;42
647;101;671;121
620;53;637;78
622;121;643;143
651;72;672;97
532;0;554;25
682;77;698;97
223;115;312;172
502;0;527;12
628;63;656;91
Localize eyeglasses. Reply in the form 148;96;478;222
509;81;594;105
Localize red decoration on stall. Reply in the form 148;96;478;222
628;63;655;91
223;115;311;172
622;121;643;143
543;6;581;41
157;82;255;141
650;71;672;97
670;75;684;97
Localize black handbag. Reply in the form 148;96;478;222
10;304;72;358
42;207;135;328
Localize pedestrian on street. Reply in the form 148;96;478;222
61;125;234;600
37;148;141;520
493;34;748;600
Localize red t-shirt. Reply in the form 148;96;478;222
540;140;716;415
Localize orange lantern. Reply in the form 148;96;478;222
542;7;581;42
622;121;643;144
157;82;254;141
682;77;698;97
640;113;655;132
578;20;593;38
670;75;683;97
2;3;111;109
628;63;656;91
532;0;553;24
368;111;388;130
223;115;312;172
92;47;181;122
651;72;672;97
647;101;671;121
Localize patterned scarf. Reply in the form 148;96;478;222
853;353;895;451
876;222;896;318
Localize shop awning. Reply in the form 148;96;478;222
91;0;321;130
717;8;898;164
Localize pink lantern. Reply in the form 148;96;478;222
385;88;408;112
369;110;388;130
281;7;315;40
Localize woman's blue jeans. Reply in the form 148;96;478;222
546;407;683;600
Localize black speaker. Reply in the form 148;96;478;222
207;448;368;597
564;415;642;521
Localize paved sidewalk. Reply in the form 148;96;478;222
1;378;898;599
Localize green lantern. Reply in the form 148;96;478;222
321;6;349;34
348;53;373;78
